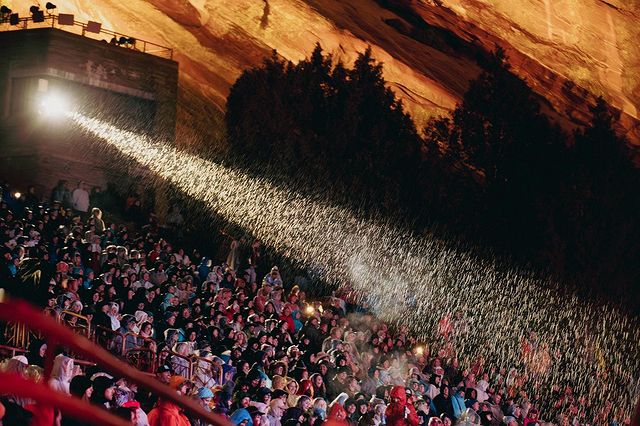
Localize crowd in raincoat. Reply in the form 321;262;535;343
0;181;630;426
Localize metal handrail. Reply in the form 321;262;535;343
124;347;157;373
59;310;92;338
0;14;173;59
169;351;193;379
0;344;28;357
191;355;224;388
0;299;227;426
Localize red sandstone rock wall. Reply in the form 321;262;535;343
6;0;639;143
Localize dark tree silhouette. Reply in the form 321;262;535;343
226;46;640;312
226;44;421;215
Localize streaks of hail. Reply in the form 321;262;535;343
71;112;639;414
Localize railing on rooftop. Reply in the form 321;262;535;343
0;13;173;60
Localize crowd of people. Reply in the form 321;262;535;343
0;181;632;426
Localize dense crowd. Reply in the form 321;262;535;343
0;180;630;426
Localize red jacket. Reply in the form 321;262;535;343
148;399;191;426
385;386;419;426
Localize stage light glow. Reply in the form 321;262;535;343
13;192;21;199
38;93;71;118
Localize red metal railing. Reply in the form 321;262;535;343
0;299;227;426
0;373;129;426
0;13;173;59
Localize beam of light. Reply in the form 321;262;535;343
70;112;640;416
38;93;71;118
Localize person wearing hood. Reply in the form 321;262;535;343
90;375;116;409
148;376;191;426
451;387;466;420
48;354;74;394
327;402;349;426
62;375;93;426
1;356;31;407
231;408;254;426
69;375;93;402
27;339;47;368
281;406;305;426
385;385;419;426
214;389;233;418
198;258;212;284
113;315;139;354
108;302;121;331
433;386;455;419
266;396;287;426
191;387;214;426
247;406;266;426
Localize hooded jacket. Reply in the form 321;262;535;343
385;386;419;426
148;399;191;426
48;354;73;394
230;408;254;426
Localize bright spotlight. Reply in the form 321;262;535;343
304;305;315;316
414;345;424;356
38;93;71;118
13;192;22;199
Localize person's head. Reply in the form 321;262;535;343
198;387;214;406
312;373;323;387
286;379;299;395
93;376;116;402
140;322;152;337
428;418;443;426
294;395;310;412
70;375;93;401
170;375;190;395
36;342;47;357
156;365;172;383
273;389;288;404
258;387;272;404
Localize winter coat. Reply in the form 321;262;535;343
148;399;191;426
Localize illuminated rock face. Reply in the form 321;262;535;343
8;0;640;142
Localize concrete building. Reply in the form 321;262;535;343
0;25;178;199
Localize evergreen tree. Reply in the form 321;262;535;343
564;98;640;307
225;45;421;215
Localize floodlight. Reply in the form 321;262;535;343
9;12;19;25
32;10;44;22
0;5;11;16
45;2;56;13
38;93;71;118
30;6;44;22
